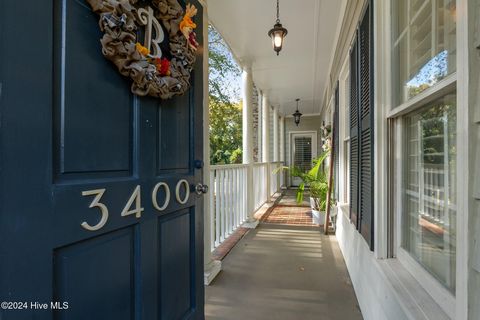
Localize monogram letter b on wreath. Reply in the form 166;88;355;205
86;0;199;99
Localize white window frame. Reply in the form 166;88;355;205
338;57;351;209
381;0;469;318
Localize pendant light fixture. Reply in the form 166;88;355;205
293;98;302;126
268;0;288;56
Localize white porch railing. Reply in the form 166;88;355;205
209;164;248;249
253;163;269;211
209;161;284;250
270;161;283;196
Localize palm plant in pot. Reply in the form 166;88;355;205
275;149;330;224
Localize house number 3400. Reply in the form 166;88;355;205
80;180;190;231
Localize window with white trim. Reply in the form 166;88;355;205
391;0;457;296
343;72;350;205
392;0;456;106
403;94;457;293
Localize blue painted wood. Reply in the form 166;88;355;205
0;0;205;319
54;227;136;320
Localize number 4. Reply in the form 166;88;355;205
121;185;144;219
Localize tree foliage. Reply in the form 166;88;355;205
208;25;243;164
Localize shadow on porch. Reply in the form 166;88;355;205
205;193;363;320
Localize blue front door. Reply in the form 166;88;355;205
0;1;205;319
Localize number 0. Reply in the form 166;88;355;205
152;182;170;211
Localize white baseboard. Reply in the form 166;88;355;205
204;260;222;285
242;220;259;229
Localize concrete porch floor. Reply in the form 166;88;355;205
205;217;363;319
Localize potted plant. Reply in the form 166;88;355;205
275;149;330;224
309;179;328;224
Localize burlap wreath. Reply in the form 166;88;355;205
86;0;199;98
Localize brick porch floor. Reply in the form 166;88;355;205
261;205;316;226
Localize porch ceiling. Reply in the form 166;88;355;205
207;0;346;116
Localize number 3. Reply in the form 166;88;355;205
81;189;109;231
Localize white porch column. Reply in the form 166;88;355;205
202;6;221;285
257;91;263;161
242;67;254;164
279;116;285;162
279;116;285;188
242;67;258;227
262;95;270;163
262;95;271;201
273;106;279;162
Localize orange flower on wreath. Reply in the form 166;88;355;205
135;42;150;56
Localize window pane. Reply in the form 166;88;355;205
293;137;312;172
392;0;456;106
402;93;456;293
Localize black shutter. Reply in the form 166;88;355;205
358;5;374;249
349;38;360;229
334;83;340;201
349;3;374;250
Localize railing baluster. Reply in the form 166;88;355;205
242;168;245;223
226;169;231;237
256;165;260;209
253;166;257;210
217;169;225;243
210;169;215;251
228;169;235;234
225;169;232;238
231;169;235;231
233;168;237;228
262;165;266;204
231;168;235;232
216;169;221;245
240;168;244;223
224;168;228;238
233;168;240;229
243;167;247;222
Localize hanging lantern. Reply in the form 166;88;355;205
268;0;288;56
293;98;302;126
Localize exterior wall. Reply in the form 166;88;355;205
469;0;480;318
284;115;323;186
325;0;478;319
336;208;406;320
337;206;452;320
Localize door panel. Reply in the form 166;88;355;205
157;94;191;172
0;0;205;319
55;0;134;178
54;227;136;320
159;211;194;319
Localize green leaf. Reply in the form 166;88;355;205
272;166;290;174
296;183;305;203
307;149;330;180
